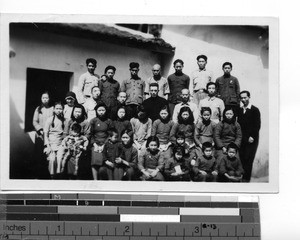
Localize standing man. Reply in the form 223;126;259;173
199;82;225;124
77;58;100;104
167;59;190;117
190;55;213;106
237;91;261;182
215;62;240;112
84;86;101;121
142;83;169;122
120;62;145;118
99;65;120;110
172;89;199;124
144;64;170;100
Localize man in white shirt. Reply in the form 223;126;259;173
172;89;199;124
199;82;225;124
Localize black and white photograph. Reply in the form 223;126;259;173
0;15;278;192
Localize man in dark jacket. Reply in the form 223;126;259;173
237;90;261;182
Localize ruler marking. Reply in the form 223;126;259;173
81;226;83;235
166;224;168;235
252;227;254;236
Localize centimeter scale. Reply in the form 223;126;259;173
0;194;260;240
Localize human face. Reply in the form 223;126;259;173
203;148;213;158
227;148;237;158
207;84;216;96
149;86;159;98
225;110;234;120
91;87;100;99
197;58;207;69
240;93;250;107
181;111;190;120
117;108;126;119
152;65;161;77
202;111;211;121
110;134;118;143
117;92;127;104
96;106;106;117
223;65;232;75
73;107;82;119
41;93;50;105
130;68;139;78
121;133;131;145
174;62;183;74
159;109;168;120
176;138;185;145
54;104;63;116
148;141;158;152
175;152;183;160
106;69;115;79
87;62;96;74
66;97;75;107
181;90;190;103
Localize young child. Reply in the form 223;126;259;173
130;105;152;153
138;136;165;181
192;142;218;182
98;129;121;180
115;129;138;180
214;106;242;163
219;142;244;182
194;107;216;157
59;123;89;178
113;106;133;141
164;145;191;181
43;101;65;178
151;105;174;161
90;102;114;180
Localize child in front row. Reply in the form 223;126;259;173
59;123;89;178
192;142;218;182
219;142;244;182
164;145;191;181
138;136;165;181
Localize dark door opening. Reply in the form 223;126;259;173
25;68;73;132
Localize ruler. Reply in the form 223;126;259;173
0;194;260;240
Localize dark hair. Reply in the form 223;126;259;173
94;102;108;119
38;91;50;114
159;105;171;122
202;141;213;151
91;85;100;93
108;128;119;137
206;82;216;90
201;107;212;115
240;90;251;97
116;106;127;120
175;130;185;140
52;101;64;129
120;129;133;145
146;136;160;148
129;62;139;69
149;82;159;89
65;91;78;105
222;62;232;69
178;106;194;125
196;55;207;62
222;106;236;122
104;65;116;73
137;105;146;114
70;122;82;134
173;145;184;156
71;104;87;123
173;59;184;66
226;142;238;151
86;58;97;66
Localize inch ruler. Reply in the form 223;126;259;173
0;194;261;240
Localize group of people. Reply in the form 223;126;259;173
32;55;261;182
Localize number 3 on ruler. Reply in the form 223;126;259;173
194;226;200;233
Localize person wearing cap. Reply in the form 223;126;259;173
144;64;170;100
77;58;100;104
99;65;120;110
64;91;78;120
190;55;213;106
120;62;145;118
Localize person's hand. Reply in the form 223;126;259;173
199;170;207;175
105;161;114;168
248;137;254;143
98;145;104;153
37;129;44;136
93;143;99;152
171;172;179;176
212;171;218;176
222;147;227;154
142;170;151;179
150;169;159;177
115;157;122;164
